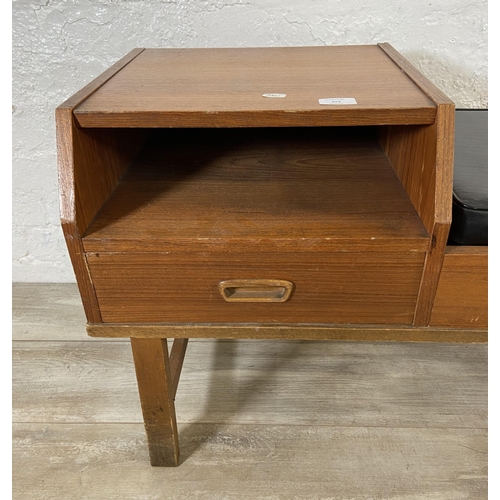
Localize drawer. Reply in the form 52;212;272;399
430;247;487;328
87;250;425;324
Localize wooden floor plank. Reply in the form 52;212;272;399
13;339;487;428
12;283;207;342
12;283;487;497
12;283;90;341
13;422;487;500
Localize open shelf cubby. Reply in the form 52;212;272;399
82;126;429;250
73;125;432;325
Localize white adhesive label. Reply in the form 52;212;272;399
262;93;286;98
319;98;357;105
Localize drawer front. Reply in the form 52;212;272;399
87;251;425;325
430;247;487;328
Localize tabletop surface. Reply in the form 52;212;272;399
74;45;436;127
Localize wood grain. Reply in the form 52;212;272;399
378;44;455;326
13;423;487;500
414;217;453;326
13;278;487;491
86;250;425;325
82;127;429;252
412;102;455;325
57;119;150;321
87;323;487;343
55;107;101;323
13;422;487;500
59;46;458;331
57;112;150;245
56;49;148;323
12;283;88;341
57;48;145;110
13;340;487;427
379;124;438;234
430;247;488;328
56;48;145;230
73;46;436;128
60;221;101;323
71;127;151;234
377;44;454;106
170;339;189;399
130;338;180;466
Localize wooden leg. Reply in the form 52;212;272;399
130;338;180;466
170;339;189;399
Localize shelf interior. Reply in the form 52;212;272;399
82;127;429;252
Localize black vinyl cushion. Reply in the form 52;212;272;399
447;109;488;245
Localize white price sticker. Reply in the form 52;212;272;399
319;98;357;105
262;93;286;98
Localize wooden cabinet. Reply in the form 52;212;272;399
57;44;485;466
83;127;428;325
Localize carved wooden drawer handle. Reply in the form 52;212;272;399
218;279;294;303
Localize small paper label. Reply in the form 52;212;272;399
319;98;357;105
262;93;286;98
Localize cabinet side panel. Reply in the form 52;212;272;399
380;124;437;233
56;49;147;323
377;44;455;326
380;106;454;326
72;127;150;232
56;107;101;322
57;119;149;321
414;103;454;325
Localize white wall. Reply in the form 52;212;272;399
12;0;488;282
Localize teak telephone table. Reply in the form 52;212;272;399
56;44;487;466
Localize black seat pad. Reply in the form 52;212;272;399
447;109;488;245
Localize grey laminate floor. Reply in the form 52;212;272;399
13;283;488;499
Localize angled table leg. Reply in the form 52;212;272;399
170;338;189;399
130;338;180;466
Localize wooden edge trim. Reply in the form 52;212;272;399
378;44;455;223
82;237;430;254
377;47;455;326
169;339;189;399
55;107;76;222
57;48;145;111
56;106;102;323
413;222;449;326
72;108;436;128
87;324;487;343
379;43;454;223
56;109;103;322
413;101;454;325
56;48;145;222
56;50;144;323
377;43;454;105
445;246;488;256
61;222;102;323
434;102;455;224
